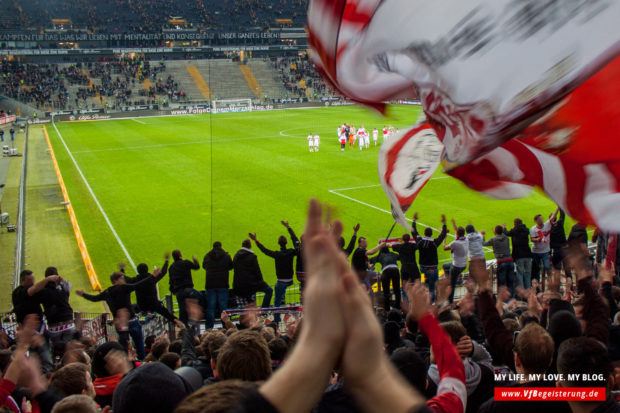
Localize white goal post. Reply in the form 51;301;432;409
211;98;253;113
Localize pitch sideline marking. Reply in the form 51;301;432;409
51;121;137;270
327;188;456;239
131;118;147;125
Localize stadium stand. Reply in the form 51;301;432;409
7;0;308;32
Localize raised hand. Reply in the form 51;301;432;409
152;267;162;278
164;252;170;260
413;211;419;221
435;276;452;307
76;290;84;297
353;223;360;233
405;280;432;321
440;214;446;224
469;259;490;292
456;335;473;358
281;220;290;228
528;288;543;318
118;262;126;270
249;233;257;242
301;199;346;352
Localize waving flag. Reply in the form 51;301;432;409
308;0;620;231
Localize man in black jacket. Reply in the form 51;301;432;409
203;242;233;328
169;249;202;328
549;208;566;270
351;237;385;286
12;270;59;330
121;254;184;329
250;224;298;322
506;218;533;289
77;271;157;360
284;222;305;290
411;212;447;301
233;239;273;308
391;233;420;284
38;267;75;344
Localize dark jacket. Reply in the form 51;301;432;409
39;280;73;324
288;227;305;275
370;250;399;271
203;248;233;289
550;209;566;249
412;222;447;267
391;241;420;280
124;260;168;310
506;223;532;259
12;286;43;324
351;248;368;273
567;223;588;247
168;258;200;294
82;278;150;318
343;234;357;257
255;241;297;281
233;248;268;298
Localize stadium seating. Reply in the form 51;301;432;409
8;0;309;32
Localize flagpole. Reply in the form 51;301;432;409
383;221;397;242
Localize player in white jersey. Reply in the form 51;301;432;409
313;134;320;151
388;125;395;137
373;128;378;146
337;125;343;141
308;133;314;152
364;131;370;148
358;131;364;150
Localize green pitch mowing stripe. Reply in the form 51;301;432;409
46;106;568;309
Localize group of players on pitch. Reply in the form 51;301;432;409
308;124;397;152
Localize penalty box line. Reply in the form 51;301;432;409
328;185;493;256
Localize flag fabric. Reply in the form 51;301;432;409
377;123;443;231
308;0;620;231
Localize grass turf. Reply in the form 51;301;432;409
45;105;566;308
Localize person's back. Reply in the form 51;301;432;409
466;226;485;259
375;250;399;269
233;247;261;297
507;222;532;259
168;252;199;294
204;247;233;290
39;280;73;325
484;233;511;260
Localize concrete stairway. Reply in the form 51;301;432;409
247;59;287;99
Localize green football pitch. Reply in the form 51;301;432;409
45;104;565;299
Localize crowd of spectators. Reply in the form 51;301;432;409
0;57;185;110
273;55;332;100
7;0;308;33
4;198;620;413
0;61;89;109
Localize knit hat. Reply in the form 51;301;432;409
112;362;193;413
92;342;126;378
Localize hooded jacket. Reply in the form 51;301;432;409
203;247;234;289
233;248;268;298
506;223;532;259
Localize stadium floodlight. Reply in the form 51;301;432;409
211;98;253;113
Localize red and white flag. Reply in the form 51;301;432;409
308;0;620;231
